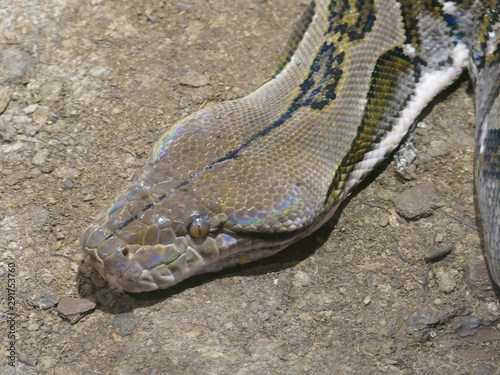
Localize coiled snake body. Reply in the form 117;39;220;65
81;0;500;293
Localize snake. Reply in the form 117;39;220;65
81;0;500;293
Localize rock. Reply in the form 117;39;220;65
41;273;55;285
403;306;464;342
452;316;483;337
425;246;453;263
89;65;108;77
0;46;36;84
113;314;137;336
435;268;457;294
486;302;499;313
178;71;210;87
53;166;80;179
32;290;59;310
292;270;311;287
32;106;50;125
453;316;498;337
464;261;495;300
393;183;444;220
24;104;38;114
58;297;96;324
427;140;449;158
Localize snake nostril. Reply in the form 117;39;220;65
122;248;130;257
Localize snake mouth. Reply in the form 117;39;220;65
81;226;189;292
82;243;190;293
81;220;251;292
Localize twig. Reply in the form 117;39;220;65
448;213;478;232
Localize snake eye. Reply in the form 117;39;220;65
188;218;210;239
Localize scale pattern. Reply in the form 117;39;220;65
81;0;500;293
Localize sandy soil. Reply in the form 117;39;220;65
1;1;499;374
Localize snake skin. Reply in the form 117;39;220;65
81;0;500;293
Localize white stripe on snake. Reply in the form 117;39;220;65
81;0;500;293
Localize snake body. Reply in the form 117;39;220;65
81;0;500;293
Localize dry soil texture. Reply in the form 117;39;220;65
1;1;499;374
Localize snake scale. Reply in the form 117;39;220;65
81;0;500;293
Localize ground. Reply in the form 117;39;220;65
1;1;499;374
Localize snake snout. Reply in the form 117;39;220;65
81;216;209;292
82;225;162;292
81;223;133;288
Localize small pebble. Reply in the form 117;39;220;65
7;242;19;251
1;142;23;154
113;314;137;336
32;106;50;125
435;268;457;294
378;216;389;227
53;166;80;179
393;183;444;220
178;71;210;87
24;103;38;114
453;316;482;337
58;297;96;324
427;140;449;157
41;273;54;285
425;246;453;263
486;302;498;313
405;306;463;339
464;261;495;300
0;46;36;84
293;270;311;287
453;315;498;338
89;65;108;77
33;290;59;310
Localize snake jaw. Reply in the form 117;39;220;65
81;211;251;292
81;211;300;292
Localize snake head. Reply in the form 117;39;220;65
80;188;249;292
81;178;302;292
81;106;312;292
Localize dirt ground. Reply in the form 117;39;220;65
1;0;499;374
